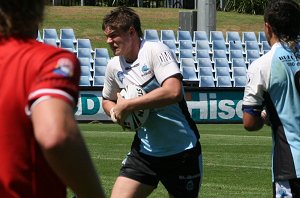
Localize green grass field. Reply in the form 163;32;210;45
70;123;273;198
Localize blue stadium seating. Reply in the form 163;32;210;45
193;31;208;42
60;28;77;44
199;76;215;87
216;76;232;87
144;29;160;42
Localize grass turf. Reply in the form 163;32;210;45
67;123;273;197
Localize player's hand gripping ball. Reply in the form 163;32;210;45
261;109;270;126
119;84;150;131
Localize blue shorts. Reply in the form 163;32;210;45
119;143;203;198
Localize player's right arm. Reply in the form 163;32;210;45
32;98;106;198
29;48;106;198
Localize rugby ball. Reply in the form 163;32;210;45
120;84;149;130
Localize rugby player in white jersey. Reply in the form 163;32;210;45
101;6;202;198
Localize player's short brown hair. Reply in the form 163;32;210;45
102;6;143;38
0;0;45;40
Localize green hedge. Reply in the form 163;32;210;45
217;0;269;15
217;0;300;15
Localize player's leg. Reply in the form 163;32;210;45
111;176;155;198
160;146;203;198
111;150;159;198
289;178;300;197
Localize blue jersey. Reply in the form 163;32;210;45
243;42;300;181
102;40;200;157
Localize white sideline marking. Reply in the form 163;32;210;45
86;130;271;139
205;162;270;170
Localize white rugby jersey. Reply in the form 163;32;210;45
243;42;300;181
103;40;200;157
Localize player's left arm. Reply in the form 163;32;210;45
112;74;183;122
243;110;265;131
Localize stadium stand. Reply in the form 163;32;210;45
178;49;194;61
177;30;192;42
245;49;261;63
93;76;105;87
79;76;91;86
214;58;230;71
228;40;244;52
242;31;257;43
228;50;244;62
233;76;247;87
180;57;197;68
41;28;267;88
225;31;241;44
212;50;227;61
81;65;93;80
232;67;247;77
216;76;232;87
144;29;160;42
43;38;58;47
78;57;93;72
196;50;211;59
195;40;211;52
178;40;194;51
231;58;247;69
77;38;94;53
162;40;178;55
60;38;77;53
261;41;271;53
245;40;260;51
60;28;77;44
199;67;214;78
182;67;199;84
94;65;107;77
197;58;214;71
199;76;215;87
209;31;225;43
193;31;208;42
77;48;94;64
212;40;228;52
43;28;60;45
258;31;267;43
215;67;231;78
94;48;110;59
160;29;177;43
94;57;108;67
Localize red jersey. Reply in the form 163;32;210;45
0;38;80;198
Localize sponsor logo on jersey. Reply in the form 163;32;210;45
140;64;151;76
117;71;125;83
53;58;74;77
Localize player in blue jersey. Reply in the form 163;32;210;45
242;0;300;197
101;6;202;198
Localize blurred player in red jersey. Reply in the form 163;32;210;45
0;1;105;197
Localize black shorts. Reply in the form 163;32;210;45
119;144;203;198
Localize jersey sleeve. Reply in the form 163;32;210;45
242;56;271;112
28;48;80;109
102;57;122;101
151;43;181;85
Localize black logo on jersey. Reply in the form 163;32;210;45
158;51;173;63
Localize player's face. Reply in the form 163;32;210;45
104;26;132;57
